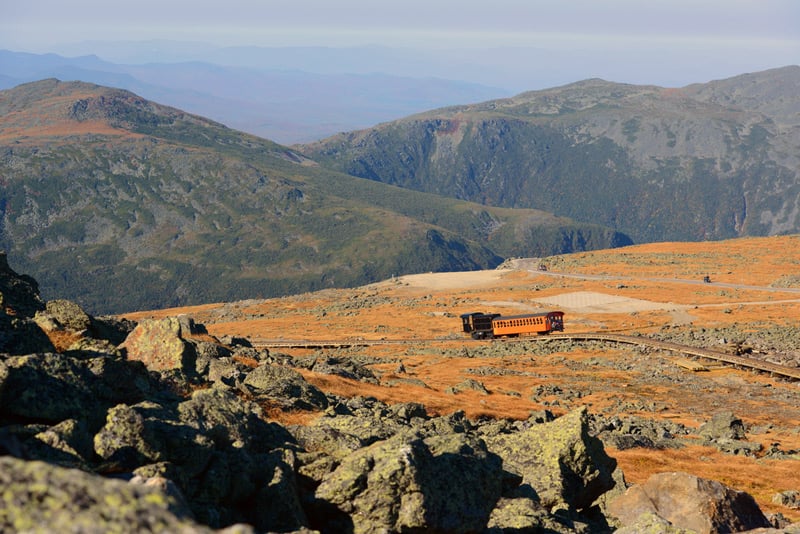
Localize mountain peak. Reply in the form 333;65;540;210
0;79;143;143
0;79;290;154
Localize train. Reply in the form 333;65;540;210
460;311;564;339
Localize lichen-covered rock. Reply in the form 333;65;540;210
592;413;689;451
314;431;503;533
242;363;328;410
613;511;695;533
0;315;54;355
90;315;138;345
773;490;800;510
120;317;195;372
609;471;771;533
486;497;587;533
66;336;121;358
293;355;379;383
191;341;235;387
389;401;428;422
418;409;475;436
289;419;372;461
200;357;249;387
0;353;101;424
295;412;401;455
94;401;216;475
85;355;156;406
245;448;309;532
699;412;747;441
421;432;504;531
39;298;92;332
25;418;94;468
0;352;157;431
32;299;137;355
177;386;295;452
185;447;309;531
698;411;763;456
0;252;45;318
289;398;440;460
484;406;617;512
446;378;490;395
91;390;305;532
0;456;222;533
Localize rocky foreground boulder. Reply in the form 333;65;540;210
0;456;219;533
610;472;772;533
0;256;795;533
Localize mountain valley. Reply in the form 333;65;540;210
0;79;625;314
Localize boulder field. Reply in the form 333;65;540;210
0;253;792;533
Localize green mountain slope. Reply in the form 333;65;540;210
299;66;800;243
0;79;629;314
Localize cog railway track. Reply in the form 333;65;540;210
251;333;800;381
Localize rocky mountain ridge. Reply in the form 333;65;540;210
301;66;800;243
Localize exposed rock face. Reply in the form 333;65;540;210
609;471;772;533
484;406;617;512
314;431;503;534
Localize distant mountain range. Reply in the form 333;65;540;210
301;66;800;244
0;79;626;314
0;49;510;144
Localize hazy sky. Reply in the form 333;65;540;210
2;0;799;88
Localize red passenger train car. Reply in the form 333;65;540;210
460;311;564;339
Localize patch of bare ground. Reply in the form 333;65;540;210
124;236;800;521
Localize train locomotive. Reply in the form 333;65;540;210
460;311;564;339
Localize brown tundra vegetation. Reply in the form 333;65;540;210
127;235;800;524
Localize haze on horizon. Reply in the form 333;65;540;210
3;0;799;91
